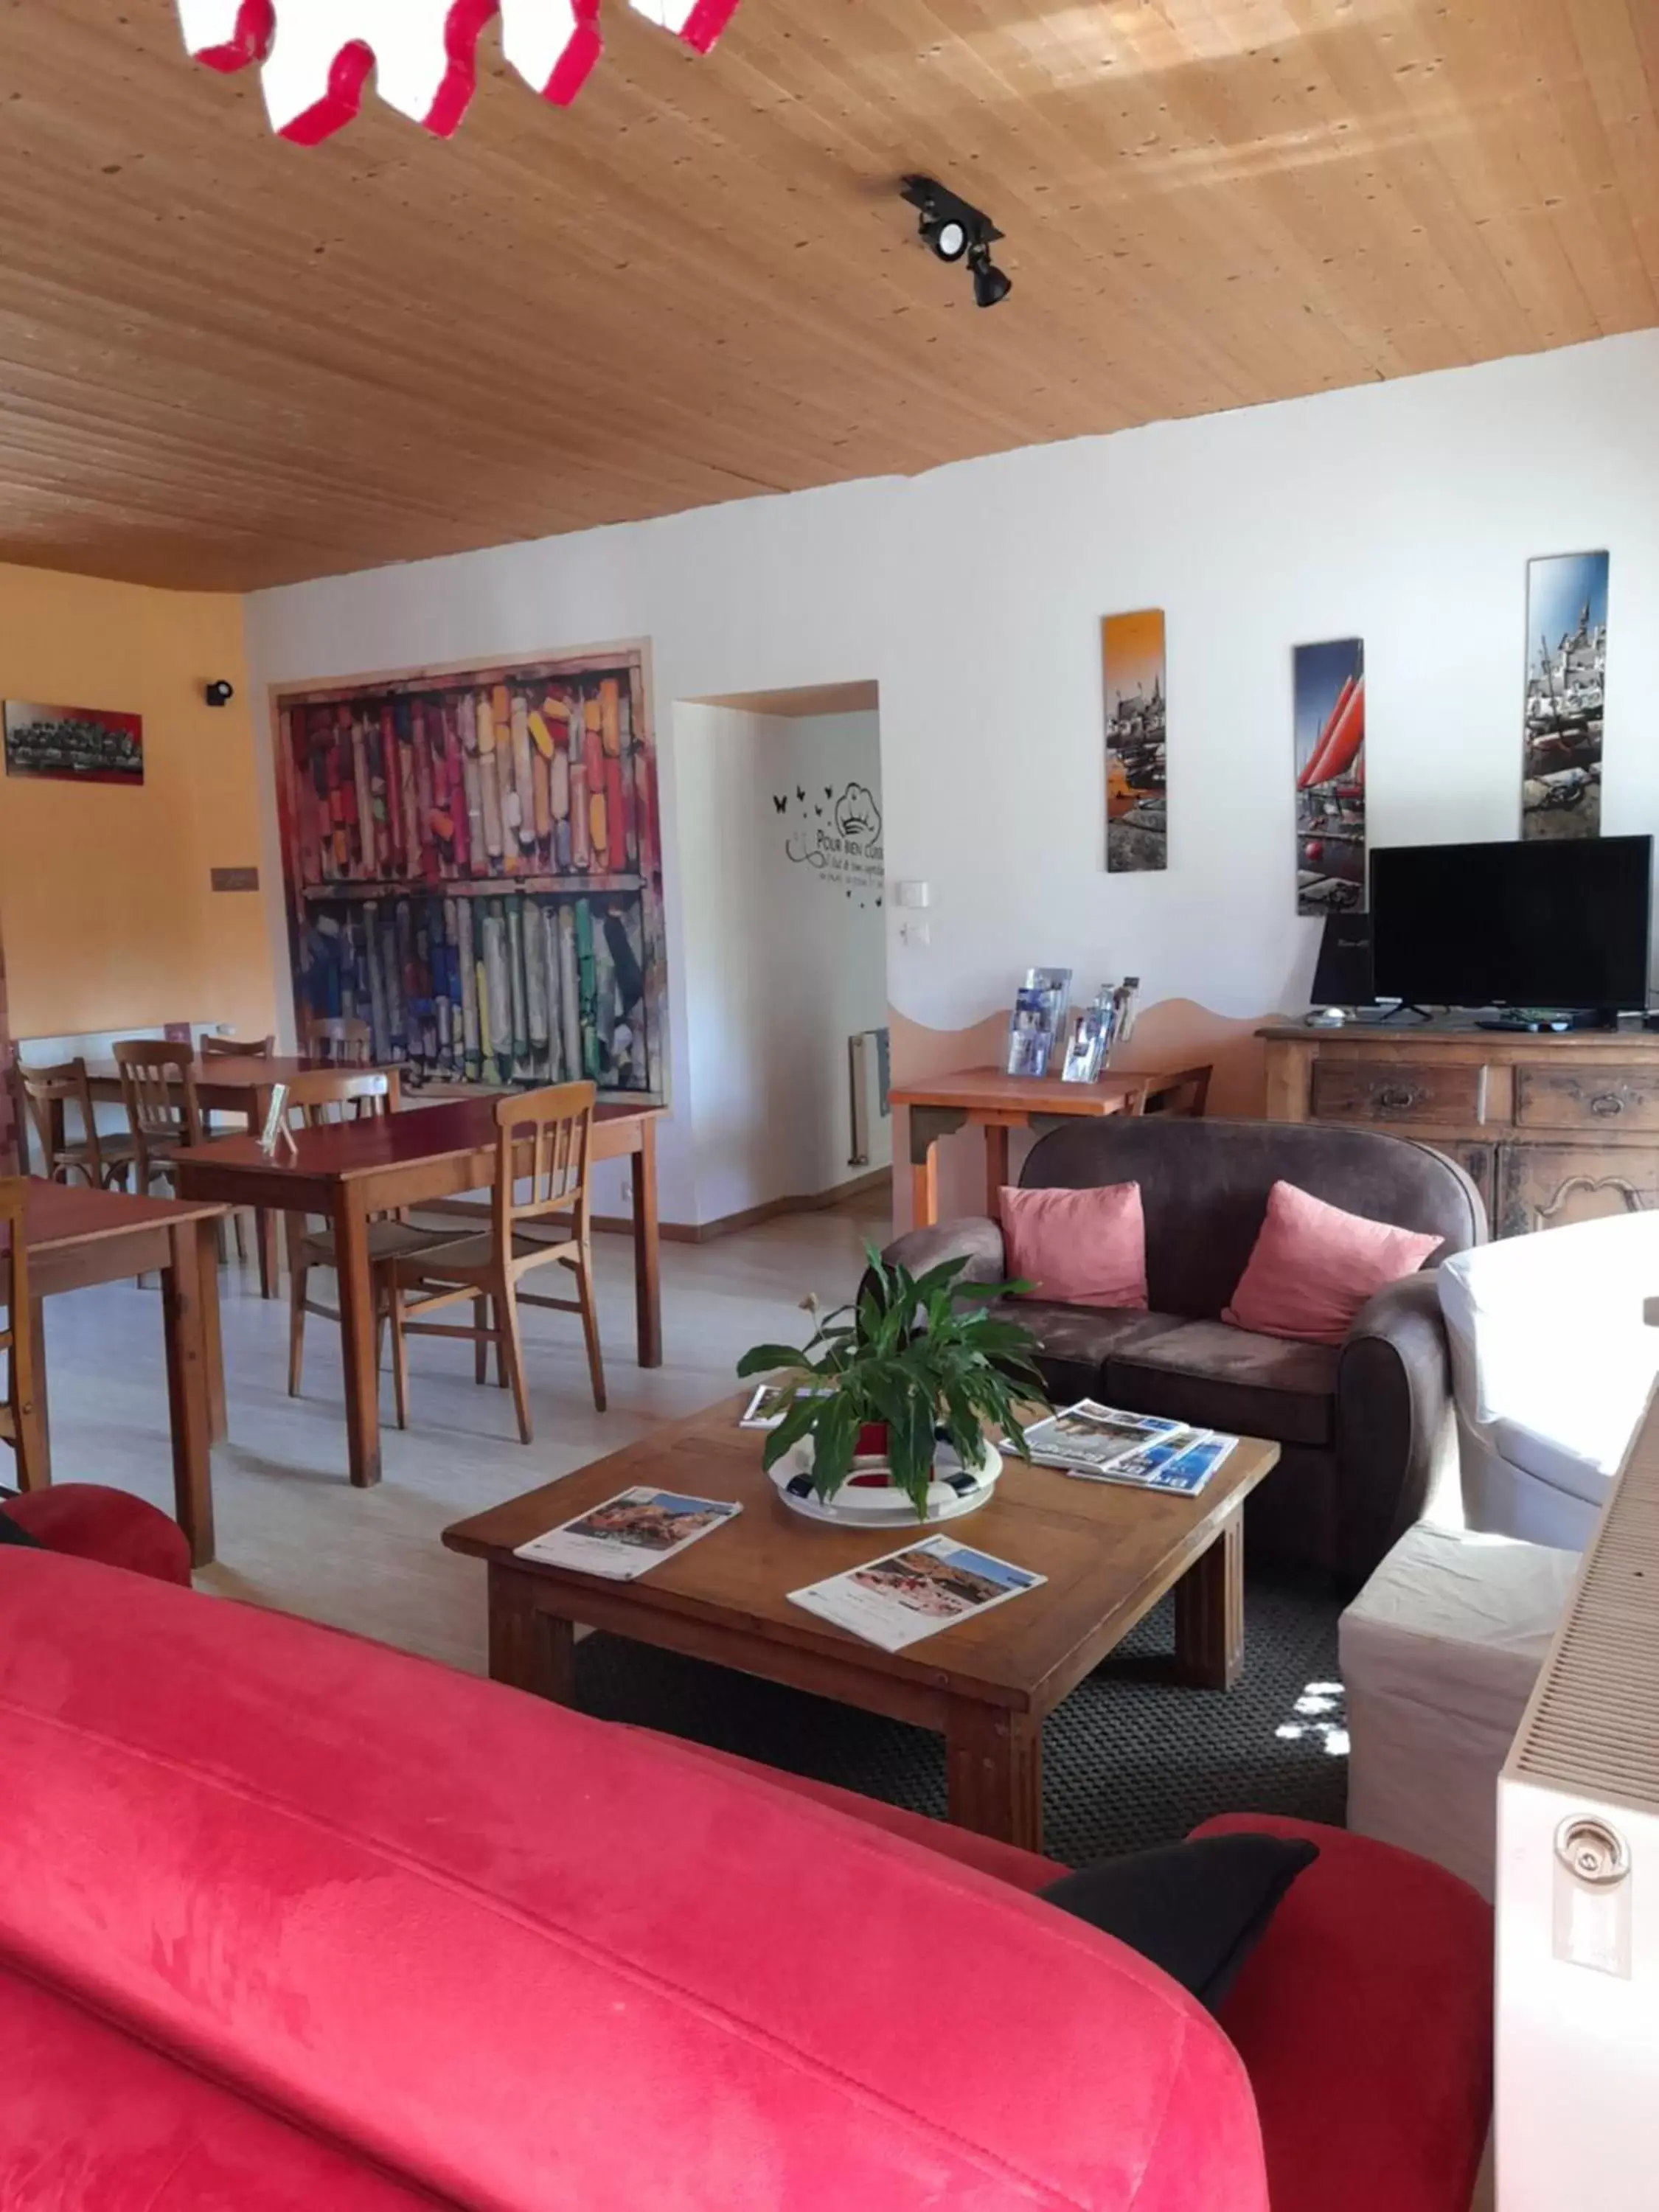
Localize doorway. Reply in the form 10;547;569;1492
677;681;889;1234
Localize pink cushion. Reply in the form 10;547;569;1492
1222;1181;1441;1346
1;1485;192;1586
1001;1181;1148;1311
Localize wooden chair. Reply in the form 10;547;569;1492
0;1177;46;1492
15;1059;135;1189
113;1040;203;1197
305;1017;372;1067
386;1082;604;1444
282;1068;463;1404
199;1033;278;1262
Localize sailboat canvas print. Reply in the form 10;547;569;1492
1522;550;1607;840
1293;639;1365;917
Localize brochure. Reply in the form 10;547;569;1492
514;1486;741;1581
1093;1431;1236;1497
1023;1399;1192;1472
1022;1399;1236;1497
1006;967;1073;1079
788;1534;1046;1654
739;1382;831;1430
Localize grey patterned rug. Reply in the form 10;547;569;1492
572;1569;1349;1868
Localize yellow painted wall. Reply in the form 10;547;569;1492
0;564;277;1043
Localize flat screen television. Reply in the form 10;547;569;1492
1369;835;1653;1013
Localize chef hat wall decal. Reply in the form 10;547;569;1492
175;0;743;143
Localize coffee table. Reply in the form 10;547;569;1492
442;1398;1280;1852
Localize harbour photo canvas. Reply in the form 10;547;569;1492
1293;639;1366;917
1523;550;1607;840
1103;610;1167;872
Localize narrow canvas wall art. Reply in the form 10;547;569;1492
1523;550;1607;840
1103;611;1167;872
1293;639;1365;917
274;647;668;1102
4;701;143;785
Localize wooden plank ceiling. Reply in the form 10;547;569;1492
1;0;1657;591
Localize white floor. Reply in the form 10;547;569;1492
38;1192;890;1676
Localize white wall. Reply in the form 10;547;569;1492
243;328;1659;1225
676;704;888;1223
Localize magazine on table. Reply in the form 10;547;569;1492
514;1486;741;1581
739;1382;831;1430
1022;1399;1236;1496
788;1535;1046;1654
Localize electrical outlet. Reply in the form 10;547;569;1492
899;918;931;948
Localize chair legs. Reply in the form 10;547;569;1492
496;1279;532;1447
574;1240;607;1415
388;1290;410;1432
473;1297;489;1386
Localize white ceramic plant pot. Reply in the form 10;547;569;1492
768;1436;1004;1528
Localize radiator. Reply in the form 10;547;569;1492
847;1027;890;1168
1496;1385;1659;2208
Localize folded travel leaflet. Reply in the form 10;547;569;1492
1021;1399;1236;1496
790;1535;1046;1654
515;1486;741;1580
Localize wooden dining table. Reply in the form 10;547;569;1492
74;1054;392;1301
172;1096;665;1489
888;1062;1214;1226
14;1180;228;1568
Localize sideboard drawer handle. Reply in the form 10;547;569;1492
1591;1093;1626;1117
1377;1085;1418;1110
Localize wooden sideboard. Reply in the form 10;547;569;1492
1259;1020;1659;1237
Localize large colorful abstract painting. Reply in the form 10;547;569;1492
1293;639;1365;917
4;701;144;785
1103;610;1167;872
275;648;667;1100
1522;550;1607;840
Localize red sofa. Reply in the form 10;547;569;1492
0;1545;1491;2211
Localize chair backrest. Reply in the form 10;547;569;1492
495;1082;595;1237
113;1040;201;1152
1020;1115;1487;1321
201;1032;276;1060
305;1017;372;1067
15;1059;99;1177
285;1068;398;1127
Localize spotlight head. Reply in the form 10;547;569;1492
204;679;236;708
968;241;1012;310
924;212;968;262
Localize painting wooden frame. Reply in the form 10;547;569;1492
272;643;669;1104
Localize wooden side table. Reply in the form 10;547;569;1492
888;1064;1213;1227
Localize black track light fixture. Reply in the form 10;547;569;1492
900;174;1012;307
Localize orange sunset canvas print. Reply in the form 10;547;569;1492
1102;610;1167;872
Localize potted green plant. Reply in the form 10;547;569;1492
737;1248;1050;1522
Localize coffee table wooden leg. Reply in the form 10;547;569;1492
163;1220;217;1568
333;1189;382;1488
945;1701;1043;1850
1174;1509;1245;1690
487;1565;575;1702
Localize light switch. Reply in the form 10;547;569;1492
895;881;931;909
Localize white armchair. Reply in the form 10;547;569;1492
1438;1211;1659;1551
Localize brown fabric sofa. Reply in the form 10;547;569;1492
884;1116;1487;1585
